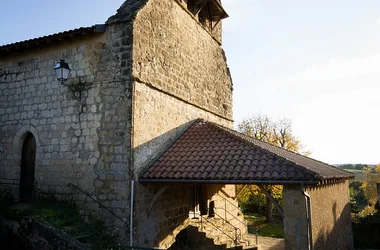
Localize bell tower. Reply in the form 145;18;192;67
184;0;228;36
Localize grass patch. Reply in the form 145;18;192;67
245;213;284;238
245;213;266;223
253;223;284;238
0;192;115;247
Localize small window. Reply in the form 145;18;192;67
198;4;212;28
185;0;228;31
186;0;201;15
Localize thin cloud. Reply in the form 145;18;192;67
375;16;380;25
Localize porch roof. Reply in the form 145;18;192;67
139;119;354;185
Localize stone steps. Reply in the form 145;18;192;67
189;217;257;250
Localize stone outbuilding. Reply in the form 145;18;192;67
0;0;354;249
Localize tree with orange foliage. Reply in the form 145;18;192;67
361;165;380;215
237;114;310;222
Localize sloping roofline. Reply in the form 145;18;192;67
0;25;105;55
214;122;355;181
140;119;354;185
0;0;229;54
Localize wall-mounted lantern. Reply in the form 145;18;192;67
54;59;71;85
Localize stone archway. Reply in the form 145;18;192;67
19;133;36;203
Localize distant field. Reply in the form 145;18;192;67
342;169;365;181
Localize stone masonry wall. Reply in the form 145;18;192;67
132;0;234;247
133;184;192;249
133;183;243;249
130;0;234;247
133;82;231;172
133;0;233;121
282;185;308;250
283;182;354;250
0;34;107;196
132;81;233;247
307;181;354;250
1;0;234;247
207;184;247;235
0;26;134;237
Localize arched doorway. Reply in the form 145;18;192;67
19;133;36;203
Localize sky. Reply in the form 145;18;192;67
1;0;379;165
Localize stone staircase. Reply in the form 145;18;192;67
186;216;257;250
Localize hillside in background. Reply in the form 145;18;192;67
334;164;375;170
333;164;376;182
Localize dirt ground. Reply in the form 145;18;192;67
257;236;284;250
245;234;285;250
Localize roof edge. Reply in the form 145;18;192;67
106;0;148;25
211;121;354;181
0;25;105;54
209;121;321;180
139;178;319;185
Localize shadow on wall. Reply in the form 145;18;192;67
150;184;192;247
132;120;205;247
138;183;230;248
314;202;354;250
133;120;195;175
169;225;285;250
270;241;285;250
168;225;236;250
133;119;239;248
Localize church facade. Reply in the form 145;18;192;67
0;1;354;249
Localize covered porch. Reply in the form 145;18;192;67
139;119;354;250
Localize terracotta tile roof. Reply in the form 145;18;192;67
0;25;105;55
140;119;354;185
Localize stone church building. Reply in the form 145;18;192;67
0;0;354;249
